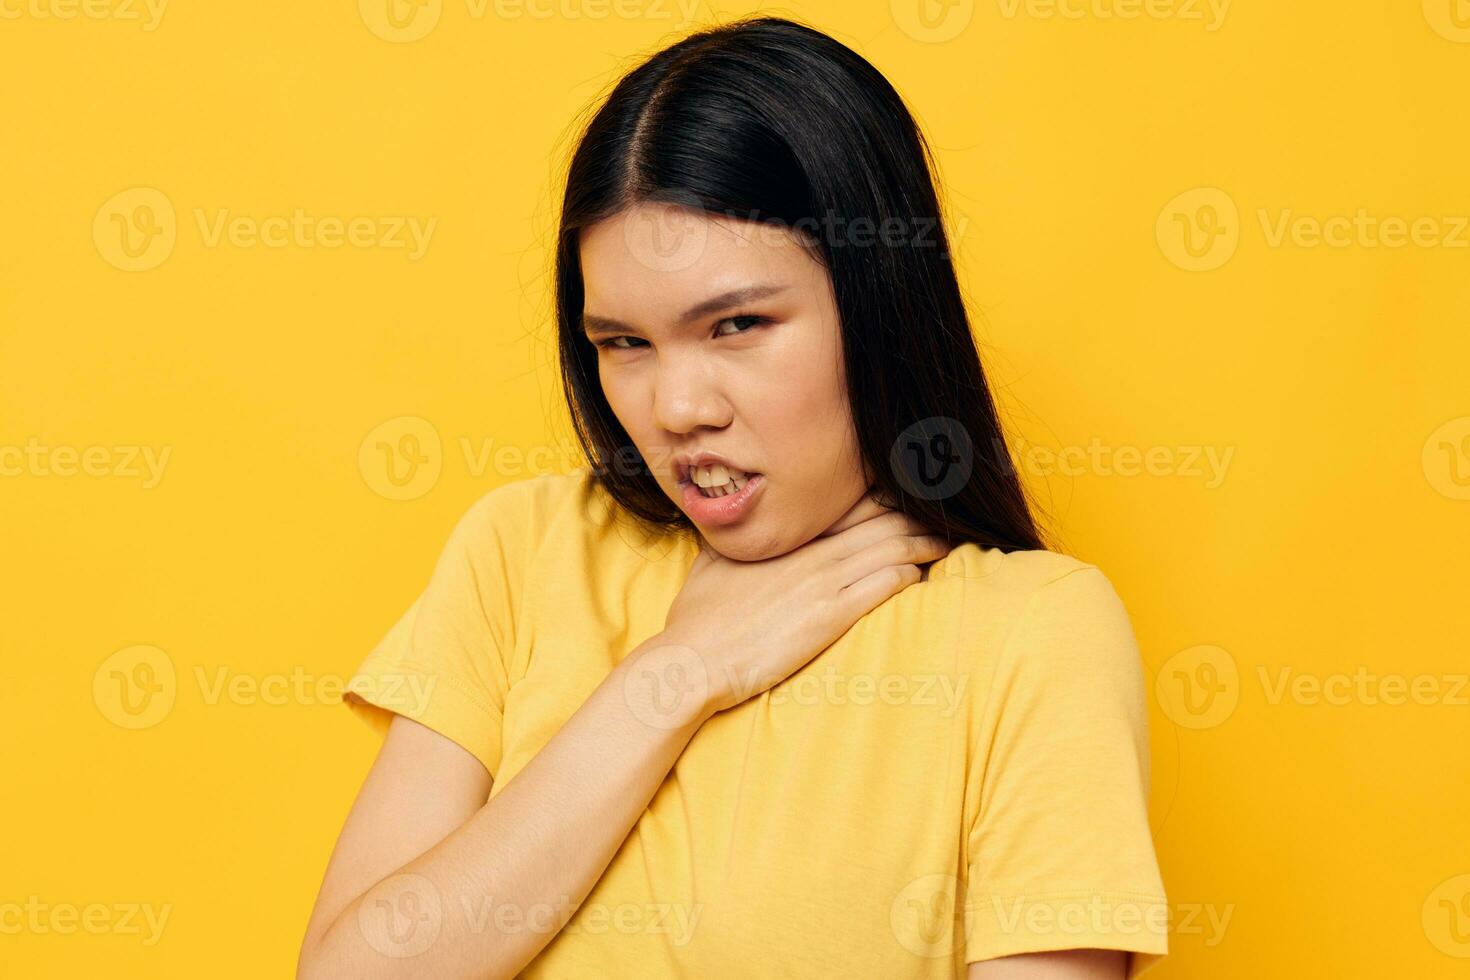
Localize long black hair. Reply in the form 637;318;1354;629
554;15;1047;554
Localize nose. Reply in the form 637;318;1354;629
652;357;732;434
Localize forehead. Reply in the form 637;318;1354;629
579;203;822;318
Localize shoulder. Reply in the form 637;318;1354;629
934;542;1120;614
460;466;595;519
934;544;1140;676
451;467;600;546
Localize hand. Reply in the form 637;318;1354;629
659;490;952;717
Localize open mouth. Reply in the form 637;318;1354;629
682;462;760;498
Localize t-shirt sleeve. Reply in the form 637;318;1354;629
342;485;528;780
963;565;1169;978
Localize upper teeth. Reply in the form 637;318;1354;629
691;463;749;490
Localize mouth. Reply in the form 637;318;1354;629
677;468;765;527
676;458;763;498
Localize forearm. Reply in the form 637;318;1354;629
301;635;711;980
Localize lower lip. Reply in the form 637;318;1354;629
680;473;764;527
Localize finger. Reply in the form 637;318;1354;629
816;511;935;560
835;562;923;616
833;534;950;586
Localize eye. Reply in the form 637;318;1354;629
594;314;771;351
595;335;648;350
713;313;771;337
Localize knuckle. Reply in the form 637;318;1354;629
880;537;908;563
882;512;912;533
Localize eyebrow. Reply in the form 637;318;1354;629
581;283;790;338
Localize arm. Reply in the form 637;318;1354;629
297;636;713;980
962;569;1166;978
969;949;1127;979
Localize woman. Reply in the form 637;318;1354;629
298;16;1168;979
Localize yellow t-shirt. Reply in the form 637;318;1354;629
344;467;1170;977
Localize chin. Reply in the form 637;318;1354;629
698;522;793;563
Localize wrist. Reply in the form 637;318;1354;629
616;633;724;732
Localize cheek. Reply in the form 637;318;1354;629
754;339;855;474
758;318;846;412
597;368;652;446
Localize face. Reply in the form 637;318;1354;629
579;202;873;562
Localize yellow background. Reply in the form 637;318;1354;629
3;1;1467;976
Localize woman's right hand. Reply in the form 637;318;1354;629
656;491;952;718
